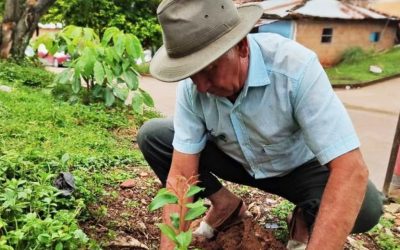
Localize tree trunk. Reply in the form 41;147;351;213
0;0;56;60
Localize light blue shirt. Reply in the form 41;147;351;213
172;33;360;179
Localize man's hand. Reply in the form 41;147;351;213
159;150;200;250
307;149;368;250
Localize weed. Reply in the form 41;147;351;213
369;217;400;250
270;200;295;242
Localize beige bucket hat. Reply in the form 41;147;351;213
150;0;263;82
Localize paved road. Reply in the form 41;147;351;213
141;76;400;190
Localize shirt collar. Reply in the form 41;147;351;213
244;35;270;89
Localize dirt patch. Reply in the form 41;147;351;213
192;217;286;250
80;166;399;249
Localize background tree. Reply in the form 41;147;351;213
0;0;56;59
43;0;162;51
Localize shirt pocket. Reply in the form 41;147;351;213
262;131;304;171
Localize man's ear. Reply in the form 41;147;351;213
237;37;249;58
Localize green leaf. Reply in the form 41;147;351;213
125;34;142;59
61;153;70;164
83;27;98;42
115;33;126;57
113;87;128;101
148;188;178;211
185;186;204;198
185;203;207;221
55;242;63;250
92;85;104;98
157;223;177;243
139;89;154;107
56;69;73;85
131;92;144;114
105;48;114;64
170;213;180;229
102;27;120;46
94;61;105;84
104;66;114;84
74;229;89;243
122;70;139;90
104;88;115;107
72;74;81;94
175;230;192;249
38;233;51;244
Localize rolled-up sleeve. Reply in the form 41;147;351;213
293;56;360;165
172;79;207;154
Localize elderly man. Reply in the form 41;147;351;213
137;0;383;249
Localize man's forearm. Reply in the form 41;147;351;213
308;150;368;250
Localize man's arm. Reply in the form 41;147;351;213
160;149;200;250
307;149;368;250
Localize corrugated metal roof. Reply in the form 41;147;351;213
294;0;388;19
259;0;302;17
258;0;393;19
368;2;400;18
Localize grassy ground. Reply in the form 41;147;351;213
0;61;157;249
326;46;400;86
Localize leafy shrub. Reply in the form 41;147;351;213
0;60;54;87
33;25;154;113
340;47;373;64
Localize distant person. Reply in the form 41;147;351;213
137;0;384;249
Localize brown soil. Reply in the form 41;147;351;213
80;165;399;249
192;217;286;250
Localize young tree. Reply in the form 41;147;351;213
0;0;55;59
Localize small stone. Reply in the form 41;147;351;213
265;198;277;205
385;203;400;214
394;226;400;233
108;235;148;249
369;65;383;74
383;213;396;220
395;218;400;226
345;85;351;90
347;236;368;250
140;172;149;177
138;221;147;230
120;179;135;189
0;85;12;93
141;199;147;204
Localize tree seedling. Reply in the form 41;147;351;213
149;176;207;250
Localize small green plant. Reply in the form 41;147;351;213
270;200;295;242
33;25;154;113
369;217;400;250
149;176;207;250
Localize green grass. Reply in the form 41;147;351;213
326;46;400;86
0;61;159;249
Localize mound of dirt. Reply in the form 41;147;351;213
192;217;286;250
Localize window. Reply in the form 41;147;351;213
321;28;333;43
370;32;380;42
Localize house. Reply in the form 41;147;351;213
250;0;399;66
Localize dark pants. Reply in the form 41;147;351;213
137;118;383;233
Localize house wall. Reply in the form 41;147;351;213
294;19;397;66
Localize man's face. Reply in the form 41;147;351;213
190;42;248;99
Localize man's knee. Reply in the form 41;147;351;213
352;181;384;233
137;118;173;152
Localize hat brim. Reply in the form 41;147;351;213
150;4;263;82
